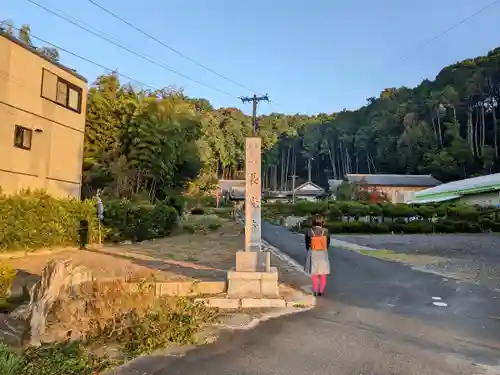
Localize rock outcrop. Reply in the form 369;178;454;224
11;259;93;347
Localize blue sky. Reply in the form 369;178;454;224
3;0;500;115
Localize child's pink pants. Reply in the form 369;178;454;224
311;274;326;293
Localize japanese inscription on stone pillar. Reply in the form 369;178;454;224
245;137;261;252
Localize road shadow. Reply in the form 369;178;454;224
81;248;227;281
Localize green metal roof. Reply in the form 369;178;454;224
409;173;500;203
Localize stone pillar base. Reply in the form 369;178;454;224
227;267;279;298
235;251;270;272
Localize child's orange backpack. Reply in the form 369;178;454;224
310;228;327;251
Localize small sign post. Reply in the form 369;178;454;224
96;193;104;246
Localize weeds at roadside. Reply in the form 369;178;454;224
0;343;24;375
94;297;218;359
23;341;114;375
0;277;218;374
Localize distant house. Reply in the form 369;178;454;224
408;173;500;206
346;174;442;203
220;178;325;203
292;181;325;201
218;179;245;201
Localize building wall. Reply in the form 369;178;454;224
457;191;500;206
0;35;87;198
361;185;430;203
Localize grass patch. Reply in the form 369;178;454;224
182;215;227;234
0;343;24;375
205;207;234;219
23;341;114;375
357;249;442;266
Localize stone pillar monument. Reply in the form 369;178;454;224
226;137;279;298
244;137;262;253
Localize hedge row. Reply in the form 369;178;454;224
264;200;500;221
0;190;179;252
321;219;499;234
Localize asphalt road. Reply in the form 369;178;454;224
149;223;500;375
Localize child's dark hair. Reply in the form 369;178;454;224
312;214;324;227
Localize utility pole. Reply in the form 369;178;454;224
290;174;298;204
307;157;313;182
240;94;270;136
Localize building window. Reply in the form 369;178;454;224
14;125;33;150
41;68;82;113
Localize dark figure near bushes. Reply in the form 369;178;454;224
78;220;89;249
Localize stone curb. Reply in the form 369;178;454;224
194;284;316;309
0;246;82;260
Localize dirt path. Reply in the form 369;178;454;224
3;221;306;295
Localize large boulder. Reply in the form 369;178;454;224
11;259;93;347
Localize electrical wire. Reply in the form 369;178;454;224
398;0;500;62
26;0;238;98
8;25;158;91
85;0;264;95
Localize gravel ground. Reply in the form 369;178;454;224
332;234;500;290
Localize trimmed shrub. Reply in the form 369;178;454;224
0;190;99;251
0;190;180;251
265;200;500;233
103;200;178;242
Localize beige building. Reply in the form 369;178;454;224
0;32;87;198
345;174;442;203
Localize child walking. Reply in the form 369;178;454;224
304;214;331;296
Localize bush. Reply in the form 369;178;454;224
265;199;500;233
0;190;99;251
165;196;186;216
190;207;205;215
0;190;184;251
103;200;178;242
86;295;217;360
324;218;482;234
0;265;16;301
114;297;217;359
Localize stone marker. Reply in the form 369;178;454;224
244;137;262;252
227;137;278;298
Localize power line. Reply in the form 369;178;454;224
8;25;158;90
85;0;264;95
398;0;500;62
26;0;237;98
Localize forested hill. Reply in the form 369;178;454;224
262;46;500;190
82;46;500;198
4;22;500;199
